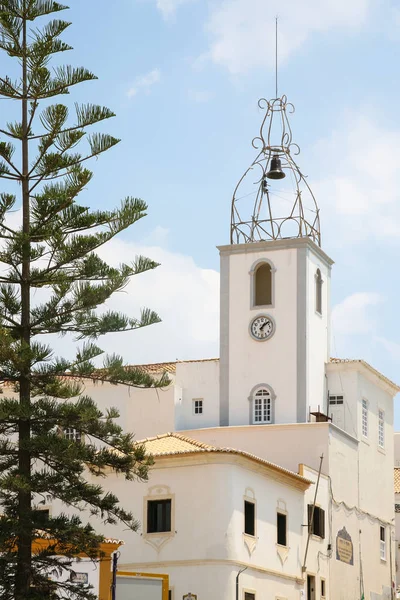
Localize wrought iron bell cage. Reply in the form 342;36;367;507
230;95;321;246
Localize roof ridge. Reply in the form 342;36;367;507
135;431;215;450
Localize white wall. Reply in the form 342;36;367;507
223;244;299;426
51;454;309;600
174;360;220;430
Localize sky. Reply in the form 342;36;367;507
1;0;400;421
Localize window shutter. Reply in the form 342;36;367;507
320;508;325;539
307;504;313;533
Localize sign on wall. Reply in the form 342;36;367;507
336;527;354;565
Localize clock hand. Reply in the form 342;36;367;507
260;321;269;330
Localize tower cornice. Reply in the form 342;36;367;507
217;237;334;268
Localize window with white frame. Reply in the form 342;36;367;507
64;428;82;443
380;525;386;560
253;388;272;424
193;399;203;415
378;410;385;448
362;399;368;438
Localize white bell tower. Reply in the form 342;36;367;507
219;96;333;427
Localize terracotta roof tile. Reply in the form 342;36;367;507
136;432;311;487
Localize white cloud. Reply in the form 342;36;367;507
332;292;383;337
187;89;214;103
313;114;400;243
155;0;194;19
127;68;161;98
42;235;220;365
203;0;373;74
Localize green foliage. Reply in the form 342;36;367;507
0;1;168;598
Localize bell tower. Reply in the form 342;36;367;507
219;95;333;427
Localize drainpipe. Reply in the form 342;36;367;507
236;567;248;600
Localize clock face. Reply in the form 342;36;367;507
250;315;274;341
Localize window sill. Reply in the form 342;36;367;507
251;304;273;311
380;557;387;563
378;446;386;455
361;437;370;446
311;534;324;542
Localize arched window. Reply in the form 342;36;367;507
250;259;274;308
253;388;272;424
315;269;323;315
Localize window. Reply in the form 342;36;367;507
244;500;255;536
64;428;82;443
380;526;386;560
193;399;203;415
244;594;255;600
321;579;326;598
329;395;344;405
362;399;368;437
253;388;272;424
378;410;385;448
32;508;50;525
254;262;272;306
277;512;287;546
315;269;323;315
147;499;172;533
308;505;325;538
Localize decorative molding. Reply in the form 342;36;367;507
120;558;303;584
243;533;257;556
276;544;289;565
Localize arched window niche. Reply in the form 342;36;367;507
250;259;276;309
315;268;323;315
248;384;276;425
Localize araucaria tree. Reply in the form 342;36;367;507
0;2;167;598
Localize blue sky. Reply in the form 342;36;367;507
1;1;400;422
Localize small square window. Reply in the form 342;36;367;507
244;500;255;537
193;399;203;415
277;512;287;546
147;499;172;533
64;428;82;443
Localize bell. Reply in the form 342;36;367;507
266;154;286;180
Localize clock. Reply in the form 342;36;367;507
249;315;275;341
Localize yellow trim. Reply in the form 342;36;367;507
117;571;169;600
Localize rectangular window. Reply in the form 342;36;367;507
193;399;203;415
64;427;82;443
329;395;344;405
362;399;368;437
308;505;325;539
147;499;172;533
277;512;287;546
380;526;386;560
244;594;255;600
321;579;326;598
378;410;385;448
244;500;255;536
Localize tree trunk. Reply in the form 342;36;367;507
15;2;32;597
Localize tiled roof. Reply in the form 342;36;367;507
330;358;399;392
124;358;219;375
395;468;400;494
137;432;311;487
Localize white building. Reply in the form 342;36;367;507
31;94;400;600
